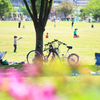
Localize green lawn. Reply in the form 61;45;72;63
0;20;100;100
0;21;100;65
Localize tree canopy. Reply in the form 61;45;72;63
19;5;30;17
80;0;100;20
0;0;13;18
56;1;76;18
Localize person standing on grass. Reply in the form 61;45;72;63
71;18;74;28
91;24;94;28
54;21;56;28
13;36;20;52
18;18;21;28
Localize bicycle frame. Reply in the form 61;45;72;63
42;44;57;63
55;48;71;61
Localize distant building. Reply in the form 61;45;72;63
53;0;75;6
53;0;88;7
10;0;88;7
75;0;88;7
10;0;30;7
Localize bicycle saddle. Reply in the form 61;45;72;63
67;46;72;49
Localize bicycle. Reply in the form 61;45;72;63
26;39;79;66
26;39;59;66
52;39;79;66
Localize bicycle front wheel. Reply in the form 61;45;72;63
27;50;42;66
68;53;79;66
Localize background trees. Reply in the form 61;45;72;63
87;0;100;20
80;0;100;21
19;5;30;17
56;1;76;18
0;0;13;18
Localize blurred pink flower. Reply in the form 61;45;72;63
6;67;23;83
0;67;60;100
41;85;59;100
29;85;59;100
9;80;30;100
0;69;3;88
23;64;42;77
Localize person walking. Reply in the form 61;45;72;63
18;18;21;28
54;21;56;28
71;18;74;28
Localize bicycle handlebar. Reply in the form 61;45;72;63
44;39;68;52
54;39;67;46
44;39;58;46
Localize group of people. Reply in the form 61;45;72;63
72;18;94;38
15;17;95;52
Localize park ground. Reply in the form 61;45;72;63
0;21;100;100
0;21;100;65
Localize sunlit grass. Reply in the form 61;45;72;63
1;21;100;100
0;21;100;65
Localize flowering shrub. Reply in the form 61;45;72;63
0;63;100;100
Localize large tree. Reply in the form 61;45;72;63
0;0;13;18
87;0;100;20
80;0;100;21
23;0;53;53
56;1;76;18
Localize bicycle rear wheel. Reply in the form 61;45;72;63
27;50;42;66
68;53;79;66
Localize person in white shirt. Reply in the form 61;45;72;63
13;36;20;52
18;18;21;28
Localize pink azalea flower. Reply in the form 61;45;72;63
0;69;3;88
41;85;59;100
8;80;30;100
6;67;23;83
29;85;60;100
23;64;42;77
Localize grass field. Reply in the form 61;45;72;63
0;20;100;100
0;21;100;65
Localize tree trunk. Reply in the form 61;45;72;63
35;27;43;54
64;13;66;19
95;14;98;21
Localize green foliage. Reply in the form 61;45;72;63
36;0;41;14
29;0;41;14
19;5;30;17
87;0;100;14
30;0;53;14
80;0;100;20
80;7;89;20
0;0;13;18
56;1;76;18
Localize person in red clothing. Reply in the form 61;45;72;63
45;33;49;38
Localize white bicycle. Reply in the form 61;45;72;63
52;39;79;66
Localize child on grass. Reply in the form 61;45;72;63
13;36;21;52
74;28;78;38
45;33;49;38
